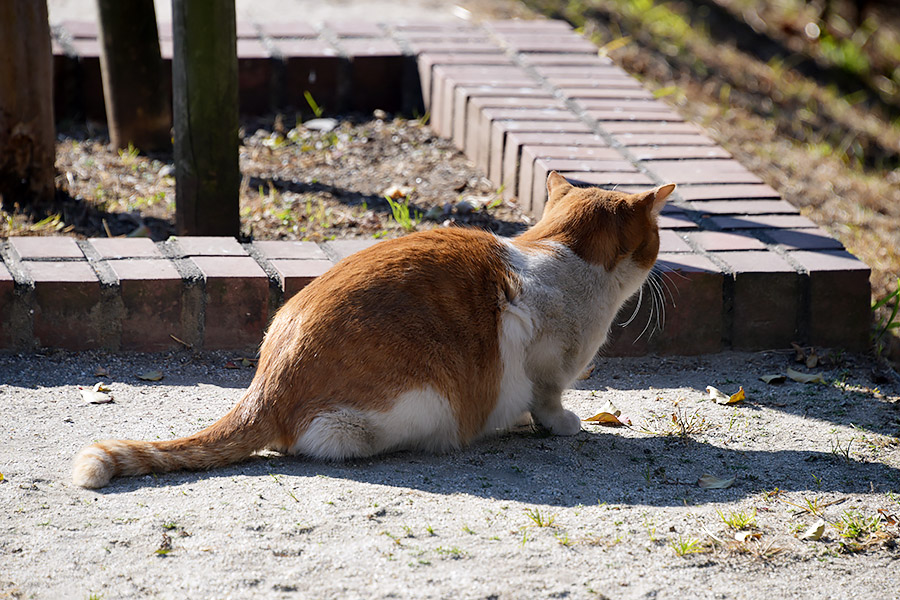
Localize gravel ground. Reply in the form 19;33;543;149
2;348;899;599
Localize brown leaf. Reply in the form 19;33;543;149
786;368;826;384
806;351;819;369
791;342;806;363
583;412;630;427
224;361;239;370
760;373;786;384
799;519;825;541
707;386;745;405
94;366;110;377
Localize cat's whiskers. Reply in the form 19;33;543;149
618;286;643;328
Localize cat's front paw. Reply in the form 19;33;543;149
541;409;581;436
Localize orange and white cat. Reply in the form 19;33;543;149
72;172;674;488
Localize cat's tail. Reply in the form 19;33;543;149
71;400;271;489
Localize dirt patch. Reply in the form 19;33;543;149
1;348;898;598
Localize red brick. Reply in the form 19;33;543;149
767;227;844;250
545;76;645;90
430;66;534;137
326;21;385;38
252;241;328;260
88;238;162;259
177;236;247;256
649;160;764;185
61;20;98;39
257;22;319;38
488;121;592;195
714;250;802;349
484;20;574;33
709;214;818;230
606;253;723;355
406;40;501;54
523;157;637;213
691;199;798;215
469;107;577;171
631;146;731;160
459;95;565;152
558;87;654;100
500;132;608;200
9;236;84;259
501;37;598;54
0;263;13;349
519;54;613;67
587;108;686;123
659;230;692;253
532;171;654;216
689;231;767;251
191;256;269;350
324;239;382;262
417;53;513;107
108;259;184;351
28;261;102;350
534;66;622;78
237;40;273;114
602;122;704;135
616;133;719;146
273;38;340;57
791;250;871;350
657;209;698;230
271;259;333;300
575;98;676;111
402;31;493;42
342;38;403;56
236;22;259;39
348;52;405;112
451;85;550;151
675;184;781;201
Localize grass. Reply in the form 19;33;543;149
835;510;882;539
669;536;706;557
524;507;556;528
718;509;757;531
383;193;420;232
642;407;711;438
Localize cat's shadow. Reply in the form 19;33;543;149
115;424;898;507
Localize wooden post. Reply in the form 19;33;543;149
96;0;171;152
0;1;55;208
172;0;240;237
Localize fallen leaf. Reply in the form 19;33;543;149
224;361;239;370
94;382;112;393
382;185;414;200
137;370;164;382
799;519;826;541
241;358;255;368
760;374;786;384
806;351;819;369
0;473;4;483
791;342;806;363
80;383;113;404
583;412;631;427
94;366;110;377
735;531;761;542
698;474;735;489
707;386;745;405
786;368;825;384
577;363;595;380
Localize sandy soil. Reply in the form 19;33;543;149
2;348;898;599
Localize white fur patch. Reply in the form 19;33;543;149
292;387;459;460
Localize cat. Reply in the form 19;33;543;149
72;171;674;488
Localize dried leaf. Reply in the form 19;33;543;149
806;351;819;369
760;373;786;384
137;370;164;382
93;382;112;393
786;368;826;384
224;361;239;370
241;358;254;368
0;472;5;483
799;519;826;541
94;366;110;377
80;383;113;404
707;386;745;405
577;363;595;380
583;412;631;427
791;342;806;363
698;473;735;489
734;530;760;542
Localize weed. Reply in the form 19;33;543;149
836;510;882;539
461;524;475;535
524;507;556;528
434;546;465;559
118;142;139;165
425;524;435;536
643;407;711;438
669;536;706;556
555;531;573;547
718;508;757;530
872;277;900;357
384;194;420;232
831;438;854;462
303;91;324;118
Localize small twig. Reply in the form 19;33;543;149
102;218;113;238
169;334;193;350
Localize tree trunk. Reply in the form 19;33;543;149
0;1;55;208
96;0;171;152
172;0;241;237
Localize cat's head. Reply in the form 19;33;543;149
522;171;675;273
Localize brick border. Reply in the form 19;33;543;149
1;18;872;354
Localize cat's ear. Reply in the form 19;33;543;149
635;183;675;216
546;171;573;199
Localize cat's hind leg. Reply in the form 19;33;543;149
291;408;380;460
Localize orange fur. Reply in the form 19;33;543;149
72;172;674;488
